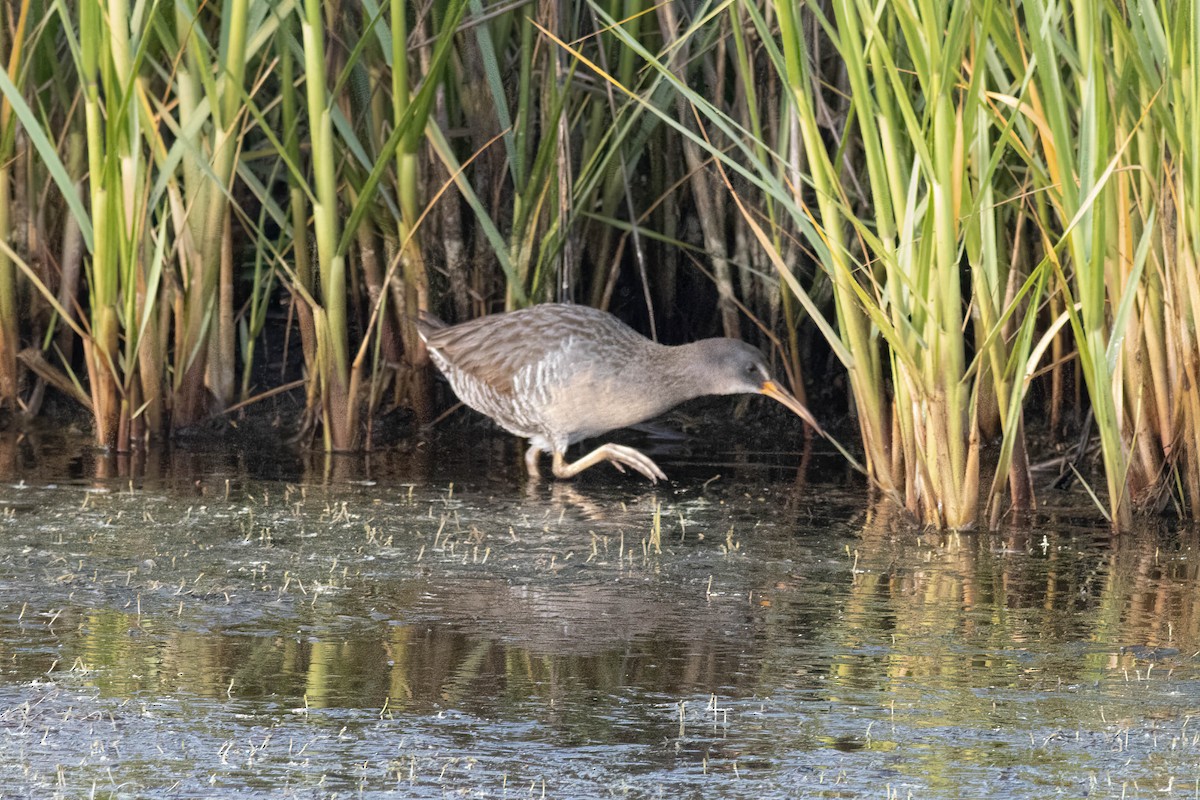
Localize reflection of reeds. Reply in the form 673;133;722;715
838;513;1200;690
24;483;1200;732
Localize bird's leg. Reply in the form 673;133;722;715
552;444;667;483
524;444;543;478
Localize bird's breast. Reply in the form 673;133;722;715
535;360;682;442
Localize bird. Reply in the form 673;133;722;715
418;303;823;482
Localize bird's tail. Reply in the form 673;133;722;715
415;310;447;343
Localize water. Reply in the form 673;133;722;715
0;429;1198;798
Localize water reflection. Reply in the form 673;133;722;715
0;433;1198;797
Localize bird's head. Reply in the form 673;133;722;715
692;339;822;433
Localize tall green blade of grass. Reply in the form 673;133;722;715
267;0;466;449
276;11;320;428
299;0;355;450
391;0;424;377
1107;0;1200;514
77;0;125;448
0;0;31;411
1173;0;1200;511
819;0;990;526
443;1;569;308
774;0;899;500
167;0;252;424
1013;0;1132;527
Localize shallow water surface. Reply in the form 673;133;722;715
0;431;1198;798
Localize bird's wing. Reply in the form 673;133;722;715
421;312;568;397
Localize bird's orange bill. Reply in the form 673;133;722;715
760;380;869;477
760;380;823;435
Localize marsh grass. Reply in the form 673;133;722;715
547;0;1200;528
0;1;1199;526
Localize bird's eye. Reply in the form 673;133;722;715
745;363;758;375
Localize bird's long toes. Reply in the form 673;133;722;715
630;458;663;482
641;467;662;484
613;446;666;483
624;461;657;483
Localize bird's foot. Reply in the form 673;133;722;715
553;444;667;483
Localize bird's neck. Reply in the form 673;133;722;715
647;341;715;404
